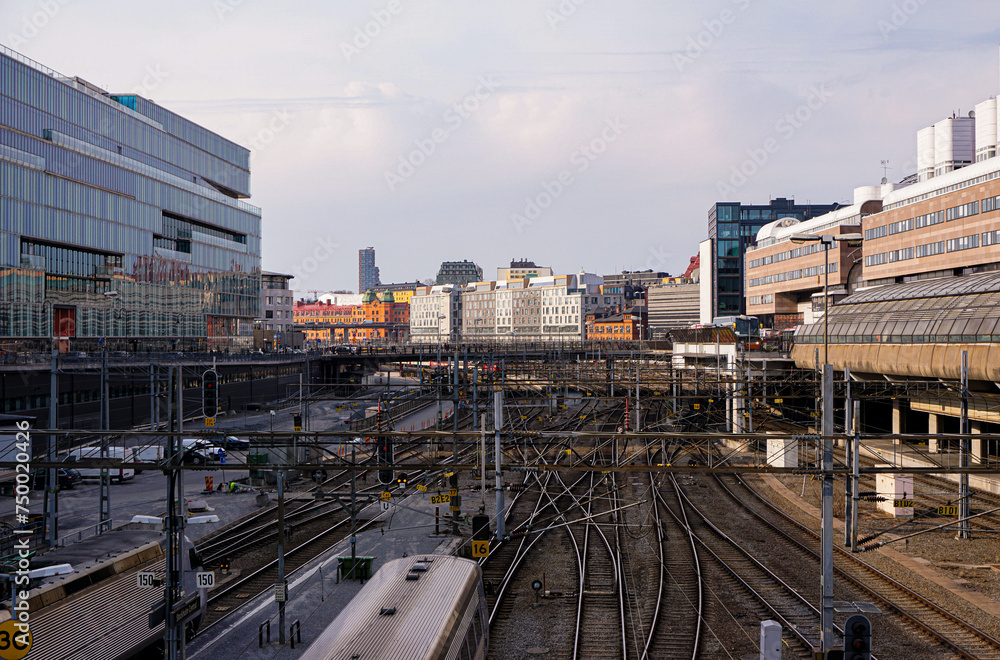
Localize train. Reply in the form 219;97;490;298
299;555;488;660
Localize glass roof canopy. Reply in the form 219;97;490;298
796;270;1000;345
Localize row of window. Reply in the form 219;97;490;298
868;197;999;239
748;294;774;306
865;232;989;267
747;242;821;269
747;263;837;288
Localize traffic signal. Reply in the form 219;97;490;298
202;370;218;417
220;557;230;575
843;614;871;660
292;414;302;431
378;439;394;485
396;472;408;490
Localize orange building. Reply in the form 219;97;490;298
293;291;409;345
588;306;647;341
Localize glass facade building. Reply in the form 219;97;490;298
358;247;379;293
0;46;261;350
707;198;842;317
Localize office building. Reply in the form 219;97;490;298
1;46;261;350
496;259;553;281
358;247;380;293
744;186;889;328
706;197;844;319
647;282;700;336
603;270;670;288
436;260;483;286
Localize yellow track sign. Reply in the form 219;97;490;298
416;484;428;492
894;499;914;508
380;491;392;502
430;494;451;505
472;540;490;558
205;417;215;428
0;620;31;660
937;505;958;516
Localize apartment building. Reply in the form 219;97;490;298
410;284;462;343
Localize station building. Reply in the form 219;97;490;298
1;46;261;351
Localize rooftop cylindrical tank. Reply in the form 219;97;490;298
917;126;935;181
975;98;997;162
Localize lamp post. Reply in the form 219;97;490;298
787;233;863;366
786;230;861;656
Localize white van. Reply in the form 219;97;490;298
65;446;136;482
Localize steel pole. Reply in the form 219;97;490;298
494;390;504;539
820;364;834;653
959;350;970;540
277;469;286;644
47;342;57;548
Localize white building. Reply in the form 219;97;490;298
409;285;461;343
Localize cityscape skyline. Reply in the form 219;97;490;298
4;1;1000;291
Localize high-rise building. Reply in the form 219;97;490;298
436;260;483;286
1;46;261;350
707;197;843;318
358;247;380;292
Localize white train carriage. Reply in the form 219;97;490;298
300;555;488;660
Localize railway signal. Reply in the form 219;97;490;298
202;369;218;421
396;472;408;490
842;614;871;660
378;439;394;485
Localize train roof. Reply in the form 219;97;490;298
299;554;482;660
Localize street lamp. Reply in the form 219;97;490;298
103;290;128;352
787;232;862;367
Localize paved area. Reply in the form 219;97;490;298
187;489;467;660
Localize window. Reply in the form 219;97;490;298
947;234;979;252
914;210;945;229
888;218;914;235
946;201;979;221
915;241;945;258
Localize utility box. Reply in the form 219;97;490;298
759;620;781;660
248;452;268;480
766;435;799;468
876;470;914;517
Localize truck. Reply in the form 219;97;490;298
64;446;136;482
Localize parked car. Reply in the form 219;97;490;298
181;438;226;459
215;435;249;450
32;467;81;490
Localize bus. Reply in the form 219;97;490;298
712;315;762;349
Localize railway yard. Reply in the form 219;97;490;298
5;350;1000;659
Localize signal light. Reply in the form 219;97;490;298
220;557;230;575
842;614;871;660
396;472;408;490
378;440;394;485
202;369;218;417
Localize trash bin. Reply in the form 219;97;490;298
337;555;374;581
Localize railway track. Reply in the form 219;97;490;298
728;473;1000;659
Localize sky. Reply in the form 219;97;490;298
4;0;1000;292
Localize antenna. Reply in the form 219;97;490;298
880;159;891;184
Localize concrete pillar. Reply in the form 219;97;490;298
927;413;939;453
971;420;984;464
892;399;905;452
